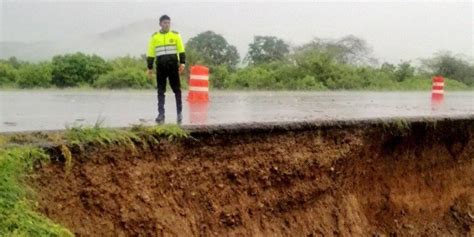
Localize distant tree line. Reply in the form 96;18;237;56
0;31;472;90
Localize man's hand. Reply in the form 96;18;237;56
147;69;154;80
179;64;185;74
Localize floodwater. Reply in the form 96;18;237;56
0;90;473;132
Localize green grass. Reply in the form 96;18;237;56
0;147;72;236
64;123;189;162
65;122;139;146
0;136;8;147
382;118;411;136
0;133;64;150
64;123;189;147
0;123;189;236
131;124;189;143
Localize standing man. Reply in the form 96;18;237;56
147;15;186;124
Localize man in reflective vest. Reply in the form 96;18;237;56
147;15;186;124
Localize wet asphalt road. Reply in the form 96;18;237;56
1;90;473;132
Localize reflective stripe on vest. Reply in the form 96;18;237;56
155;45;178;57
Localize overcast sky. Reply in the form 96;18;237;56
1;0;473;63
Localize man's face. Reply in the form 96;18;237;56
160;20;171;32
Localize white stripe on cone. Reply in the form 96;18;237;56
189;86;209;92
432;90;444;94
433;82;445;87
190;75;209;81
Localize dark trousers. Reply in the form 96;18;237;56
156;62;182;116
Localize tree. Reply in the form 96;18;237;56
380;62;396;73
295;35;376;65
109;56;145;70
51;53;110;87
393;61;415;82
186;31;240;69
0;63;18;87
420;52;474;85
292;47;339;86
17;63;52;88
94;68;153;89
185;48;207;67
6;57;23;69
246;36;289;65
209;65;230;89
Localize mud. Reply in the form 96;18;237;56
30;118;474;236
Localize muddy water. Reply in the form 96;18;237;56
1;90;473;132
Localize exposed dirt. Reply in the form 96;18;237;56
30;119;474;236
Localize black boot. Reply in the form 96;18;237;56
177;112;183;124
156;91;165;124
155;114;165;124
158;92;165;116
175;92;183;124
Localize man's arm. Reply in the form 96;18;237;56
176;34;186;65
146;36;156;70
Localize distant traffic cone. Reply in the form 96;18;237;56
431;76;444;110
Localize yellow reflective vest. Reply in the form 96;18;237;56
147;30;185;66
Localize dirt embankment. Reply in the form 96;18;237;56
31;118;474;236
